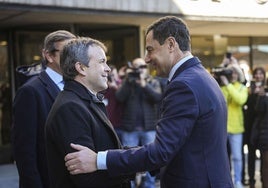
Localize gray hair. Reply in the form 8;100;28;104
60;37;107;81
43;30;76;64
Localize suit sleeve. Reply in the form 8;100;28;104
106;81;199;176
48;102;129;187
12;85;43;188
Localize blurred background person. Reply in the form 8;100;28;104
244;67;266;187
250;76;268;188
12;30;75;188
220;63;248;188
115;57;162;188
103;64;123;141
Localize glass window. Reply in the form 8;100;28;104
252;37;268;71
80;26;139;68
16;31;48;66
0;32;11;146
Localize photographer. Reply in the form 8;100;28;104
212;52;239;86
220;63;248;188
115;58;162;188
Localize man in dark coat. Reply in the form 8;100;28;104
45;37;131;188
12;30;75;188
64;16;234;188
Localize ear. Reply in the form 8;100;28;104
42;49;53;63
75;62;86;76
167;37;176;51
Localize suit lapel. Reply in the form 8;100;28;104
89;101;122;148
171;57;201;82
39;71;60;100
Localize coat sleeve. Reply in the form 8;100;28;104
12;85;43;188
106;80;198;176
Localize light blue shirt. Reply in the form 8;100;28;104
45;67;64;91
97;54;194;170
168;54;193;82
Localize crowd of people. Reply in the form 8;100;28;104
10;15;268;188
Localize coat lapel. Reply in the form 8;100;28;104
171;57;201;82
89;101;122;148
39;71;60;100
65;81;122;148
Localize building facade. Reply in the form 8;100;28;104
0;0;268;161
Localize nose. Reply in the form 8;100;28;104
105;63;111;72
144;53;151;64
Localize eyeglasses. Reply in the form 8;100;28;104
139;65;147;69
50;49;60;53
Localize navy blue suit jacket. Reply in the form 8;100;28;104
12;71;60;188
106;57;234;188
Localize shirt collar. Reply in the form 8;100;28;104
45;67;63;86
168;54;193;82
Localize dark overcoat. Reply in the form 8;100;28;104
12;71;60;188
45;80;130;188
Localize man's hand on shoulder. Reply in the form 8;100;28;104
64;143;97;174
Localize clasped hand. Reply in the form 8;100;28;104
64;143;97;174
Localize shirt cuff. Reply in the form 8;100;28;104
97;151;108;170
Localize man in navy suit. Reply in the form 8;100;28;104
12;30;75;188
64;16;234;188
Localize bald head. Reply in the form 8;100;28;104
132;58;146;68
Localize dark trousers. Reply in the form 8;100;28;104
248;143;257;185
261;150;268;188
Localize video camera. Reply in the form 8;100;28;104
126;61;141;83
211;66;233;86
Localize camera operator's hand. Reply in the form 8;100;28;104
220;75;229;86
257;86;266;96
136;73;146;87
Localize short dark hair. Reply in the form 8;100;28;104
146;16;191;51
60;37;107;81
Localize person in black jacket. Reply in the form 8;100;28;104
250;75;268;188
45;37;132;188
12;30;76;188
115;57;162;188
243;67;266;187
